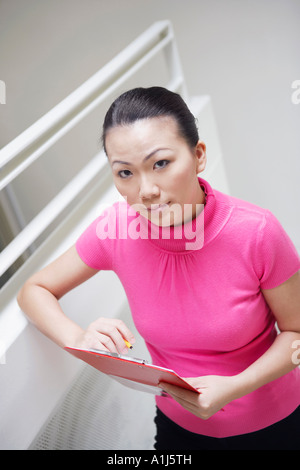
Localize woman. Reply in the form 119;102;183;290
18;87;300;450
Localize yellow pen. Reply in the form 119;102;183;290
124;339;133;349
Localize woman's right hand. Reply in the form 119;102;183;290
73;317;136;354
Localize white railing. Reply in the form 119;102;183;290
0;20;188;279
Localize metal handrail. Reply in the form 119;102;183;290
0;20;188;277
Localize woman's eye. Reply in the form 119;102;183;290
154;159;169;170
118;169;132;179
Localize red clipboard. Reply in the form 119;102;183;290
65;347;199;395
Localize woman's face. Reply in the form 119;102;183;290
105;116;207;226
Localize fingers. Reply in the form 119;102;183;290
159;382;199;403
184;377;207;390
158;382;211;419
158;382;198;410
159;381;225;419
88;317;135;354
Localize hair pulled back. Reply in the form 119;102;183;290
102;87;199;153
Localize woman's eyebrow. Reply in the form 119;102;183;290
111;159;132;167
111;148;171;167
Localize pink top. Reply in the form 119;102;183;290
76;178;300;437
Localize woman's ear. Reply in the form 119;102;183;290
195;141;207;174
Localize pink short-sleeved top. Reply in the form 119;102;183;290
76;178;300;437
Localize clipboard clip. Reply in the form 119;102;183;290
89;348;149;365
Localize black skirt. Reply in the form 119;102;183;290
154;406;300;450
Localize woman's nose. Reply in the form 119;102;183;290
139;176;160;201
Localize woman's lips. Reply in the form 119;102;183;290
147;202;170;212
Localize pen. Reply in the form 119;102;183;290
124;339;133;349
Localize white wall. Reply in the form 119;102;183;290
0;0;299;251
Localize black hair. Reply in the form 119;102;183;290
102;86;199;154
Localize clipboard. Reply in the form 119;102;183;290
65;347;199;396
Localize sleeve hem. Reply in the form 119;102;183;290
75;241;101;271
260;265;300;290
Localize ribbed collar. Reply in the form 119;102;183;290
136;177;233;253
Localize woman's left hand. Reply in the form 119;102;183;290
159;375;240;420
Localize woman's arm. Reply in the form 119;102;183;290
17;245;135;353
232;270;300;393
160;271;300;419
